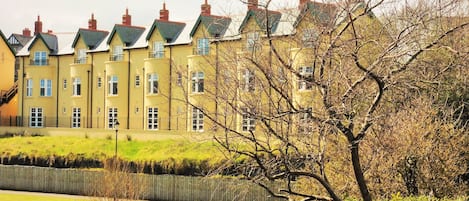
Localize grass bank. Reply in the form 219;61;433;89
0;134;233;175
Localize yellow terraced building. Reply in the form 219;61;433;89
12;0;374;133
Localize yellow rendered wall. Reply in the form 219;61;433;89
0;36;14;91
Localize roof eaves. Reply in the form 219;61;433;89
189;15;204;37
0;30;16;55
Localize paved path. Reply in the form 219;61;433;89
0;190;92;200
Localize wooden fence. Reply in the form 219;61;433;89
0;165;283;201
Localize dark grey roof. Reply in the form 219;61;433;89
72;29;109;50
190;15;232;37
294;1;337;28
11;34;33;46
239;9;282;33
28;33;58;54
107;24;145;46
146;20;186;43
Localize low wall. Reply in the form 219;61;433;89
0;165;282;201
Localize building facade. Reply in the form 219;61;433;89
14;0;373;133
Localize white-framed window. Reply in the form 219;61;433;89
77;49;87;64
108;75;118;95
241;69;255;92
135;75;141;87
298;107;313;133
40;79;52;97
112;45;123;61
72;77;81;96
72;107;81;128
148;73;158;94
191;72;204;93
241;107;256;132
30;107;43;128
298;67;313;90
34;51;47;65
26;79;33;97
108;107;118;129
192;107;204;132
152;41;164;58
97;77;102;88
197;38;209;55
247;32;260;52
302;29;318;48
147;107;158;130
63;79;67;89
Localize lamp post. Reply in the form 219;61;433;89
114;119;120;158
113;119;119;201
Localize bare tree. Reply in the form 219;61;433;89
182;0;469;200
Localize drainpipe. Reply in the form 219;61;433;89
90;53;94;128
87;70;91;128
168;46;173;130
142;67;145;129
56;56;60;127
21;57;25;126
215;40;219;126
104;69;107;129
127;49;131;129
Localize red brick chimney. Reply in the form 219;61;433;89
248;0;258;10
160;2;169;21
201;0;211;16
299;0;310;8
34;15;43;35
47;30;53;34
23;28;31;37
122;8;132;26
88;13;97;30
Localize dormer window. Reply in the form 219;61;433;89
33;51;47;66
150;41;164;58
111;45;123;61
196;38;209;55
76;49;87;64
247;32;260;52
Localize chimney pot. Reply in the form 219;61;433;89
248;0;258;10
299;0;310;9
122;8;132;26
160;2;169;21
34;15;43;35
88;13;97;30
23;28;31;37
201;0;211;16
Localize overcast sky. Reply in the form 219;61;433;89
0;0;299;37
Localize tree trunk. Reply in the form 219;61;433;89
351;143;372;201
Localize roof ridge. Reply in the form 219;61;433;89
78;28;109;33
155;19;186;25
116;24;146;30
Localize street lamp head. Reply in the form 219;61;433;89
114;120;120;129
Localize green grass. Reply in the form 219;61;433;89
0;191;90;201
0;135;227;165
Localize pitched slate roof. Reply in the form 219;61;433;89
146;20;186;43
27;33;58;54
239;9;282;33
189;15;232;37
294;1;337;28
107;24;145;46
0;30;16;55
72;28;109;50
10;34;33;47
